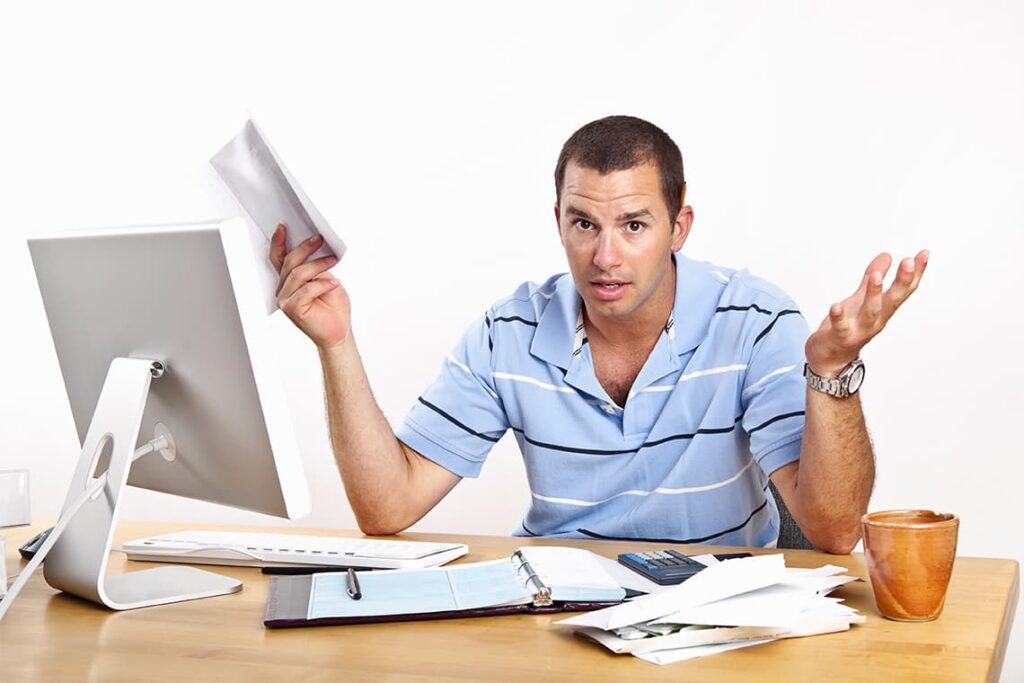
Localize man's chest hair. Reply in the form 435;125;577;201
592;347;650;408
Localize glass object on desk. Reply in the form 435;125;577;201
0;470;30;529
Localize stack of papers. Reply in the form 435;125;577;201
557;554;863;666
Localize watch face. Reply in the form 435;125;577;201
848;364;865;394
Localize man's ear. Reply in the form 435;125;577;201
671;185;692;253
554;203;566;244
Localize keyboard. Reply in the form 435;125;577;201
120;530;469;570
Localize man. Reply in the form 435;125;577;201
270;116;926;554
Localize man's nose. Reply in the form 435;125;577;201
593;231;623;272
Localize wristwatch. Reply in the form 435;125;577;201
803;358;865;399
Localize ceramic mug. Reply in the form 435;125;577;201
862;509;959;622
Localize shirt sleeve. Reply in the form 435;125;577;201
740;304;810;476
396;312;509;478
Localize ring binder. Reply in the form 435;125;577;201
513;549;553;607
264;546;626;628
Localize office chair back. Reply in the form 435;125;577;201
769;481;814;550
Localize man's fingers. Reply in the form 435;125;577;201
279;233;326;284
860;268;885;327
882;256;916;312
269;224;287;273
276;254;339;303
279;276;340;318
882;249;929;316
852;252;893;298
829;302;852;336
913;249;930;282
862;252;892;283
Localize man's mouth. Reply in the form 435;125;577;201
590;280;630;301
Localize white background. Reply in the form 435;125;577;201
1;1;1021;676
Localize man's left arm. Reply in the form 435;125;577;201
771;250;929;554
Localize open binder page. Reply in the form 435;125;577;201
518;547;626;602
306;560;533;620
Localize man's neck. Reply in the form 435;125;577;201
583;260;676;351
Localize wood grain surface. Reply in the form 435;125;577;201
0;520;1017;683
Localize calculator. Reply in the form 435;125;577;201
617;549;708;585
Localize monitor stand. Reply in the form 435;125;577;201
43;357;242;610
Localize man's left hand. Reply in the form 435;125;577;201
805;250;929;377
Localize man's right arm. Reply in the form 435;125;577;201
317;339;461;534
270;225;460;535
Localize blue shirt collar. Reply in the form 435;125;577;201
669;252;723;356
530;252;723;371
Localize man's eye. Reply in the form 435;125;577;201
626;221;645;233
576;219;593;230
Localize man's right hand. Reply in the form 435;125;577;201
270;224;350;350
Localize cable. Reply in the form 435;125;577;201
0;435;170;620
0;475;105;620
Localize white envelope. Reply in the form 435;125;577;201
652;585;841;628
577;608;860;656
577;624;788;655
633;638;775;665
556;554;788;631
210;119;348;314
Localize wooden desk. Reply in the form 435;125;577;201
0;521;1017;682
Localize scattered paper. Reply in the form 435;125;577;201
558;554;863;667
634;638;775;665
558;553;787;631
590;551;738;598
577;624;788;655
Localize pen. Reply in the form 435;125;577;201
262;566;362;575
346;567;362;600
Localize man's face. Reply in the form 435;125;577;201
556;161;690;323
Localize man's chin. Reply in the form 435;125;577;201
582;295;634;319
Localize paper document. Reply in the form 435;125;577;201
557;554;864;666
303;547;625;622
633;638;774;665
308;559;531;620
210;119;348;314
653;583;846;628
520;547;624;602
558;553;787;631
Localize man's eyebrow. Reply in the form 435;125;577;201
618;209;654;221
565;206;594;220
565;207;654;221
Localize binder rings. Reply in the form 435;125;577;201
264;546;628;628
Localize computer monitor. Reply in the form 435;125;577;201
23;218;311;610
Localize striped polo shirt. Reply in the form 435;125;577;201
396;252;809;547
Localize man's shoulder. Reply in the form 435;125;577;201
684;256;798;312
488;272;572;321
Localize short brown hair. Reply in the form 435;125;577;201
554;115;686;221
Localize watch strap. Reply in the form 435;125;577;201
804;359;863;399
